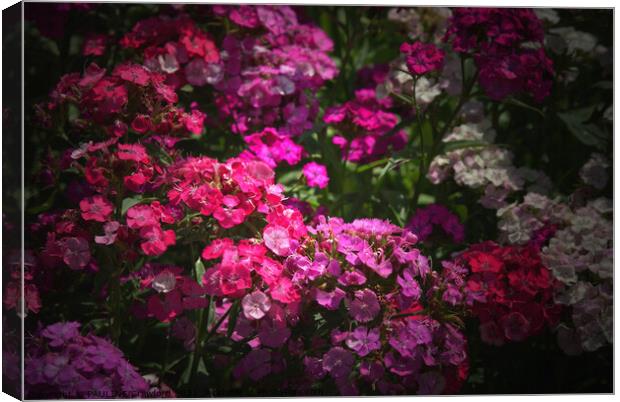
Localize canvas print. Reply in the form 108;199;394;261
2;3;613;398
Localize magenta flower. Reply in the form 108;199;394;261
400;42;445;75
61;237;91;270
314;287;346;310
322;347;354;379
348;289;380;323
242;290;272;320
345;326;381;357
151;270;177;294
139;225;176;256
147;291;183;322
302;162;330;189
258;318;291;348
94;221;120;245
263;225;293;257
41;322;81;347
126;204;157;229
79;195;113;222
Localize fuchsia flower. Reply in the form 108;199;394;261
126;204;157;229
242;290;272;320
407;204;465;243
139;225;176;256
345;326;381;357
82;34;107;56
302;162;330;189
263;225;294;256
61;237;91;270
314;288;346;310
116;143;149;163
147;291;183;322
322;347;355;379
348;289;380;323
79;195;113;222
94;221;120;245
400;42;445;75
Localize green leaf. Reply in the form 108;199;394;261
557;106;608;149
121;196;157;215
194;258;206;284
26;189;57;215
442;140;490;153
226;301;241;338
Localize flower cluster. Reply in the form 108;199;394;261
209;5;338;136
16;4;613;398
25;322;151;398
400;42;445;75
3;250;42;315
232;217;472;395
427;119;551;209
541;199;612;354
407;204;465;243
166;156;284;230
455;242;561;345
324;89;408;163
445;8;554;102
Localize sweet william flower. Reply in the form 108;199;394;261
315;287;346;310
126;204;157;229
131;114;151;134
346;326;381;357
242;290;272;320
263;225;293;257
322;347;354;379
79;195;113;222
94;221;120;245
61;237;91;270
348;289;380;323
139;225;176;256
41;322;81;347
302;162;330;189
146;291;183;322
201;238;234;260
400;42;445;75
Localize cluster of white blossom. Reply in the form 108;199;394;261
496;154;612;355
427;119;551;209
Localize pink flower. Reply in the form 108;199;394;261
113;62;151;86
345;326;381;357
201;238;234;260
242;290;272;320
213;196;247;229
147;291;183;322
139;225;176;256
151;270;177;293
184;109;206;134
302;162;330;189
400;42;445;75
82;34;107;56
126;204;157;229
322;347;354;379
219;264;252;295
94;221;120;245
79;195;113;222
501;312;531;342
263;225;293;257
61;237;91;270
131;114;151;134
116;143;149;163
270;277;300;304
348;289;380;323
314;287;346;310
258;318;291;348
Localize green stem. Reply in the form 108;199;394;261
411;77;427;211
